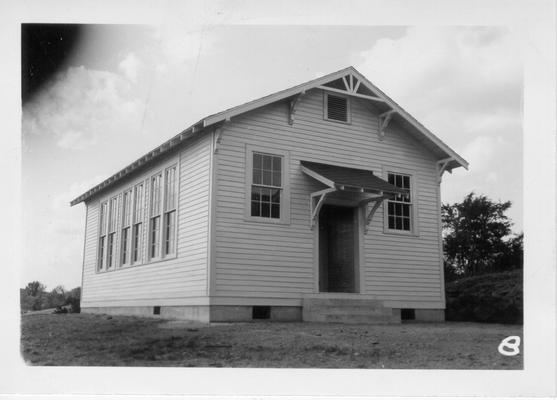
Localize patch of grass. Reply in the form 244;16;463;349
21;313;523;368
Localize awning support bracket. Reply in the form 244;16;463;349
310;187;337;228
378;110;396;141
361;193;392;234
288;91;306;125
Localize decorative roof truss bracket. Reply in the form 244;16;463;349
436;157;454;183
288;91;306;125
361;193;392;234
378;110;396;141
316;85;384;102
310;187;337;229
213;125;226;154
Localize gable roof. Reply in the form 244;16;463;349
70;66;468;206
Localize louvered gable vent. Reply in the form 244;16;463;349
327;94;348;122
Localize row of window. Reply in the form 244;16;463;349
97;164;178;272
97;154;413;271
248;150;413;233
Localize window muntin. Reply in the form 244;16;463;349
163;166;177;255
98;201;108;271
251;153;282;219
387;172;412;231
325;93;350;123
120;189;132;266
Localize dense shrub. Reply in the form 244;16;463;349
445;270;522;324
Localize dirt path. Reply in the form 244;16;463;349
21;313;523;368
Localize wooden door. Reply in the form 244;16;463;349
318;205;356;293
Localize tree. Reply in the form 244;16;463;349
24;281;46;297
47;285;67;308
21;281;48;311
442;192;520;278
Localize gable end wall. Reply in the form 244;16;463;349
213;88;444;309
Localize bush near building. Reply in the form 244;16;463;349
445;270;522;324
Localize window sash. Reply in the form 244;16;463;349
164;166;177;211
98;236;106;271
151;173;162;216
122;190;132;227
132;223;142;263
150;216;161;258
251;153;283;219
133;183;144;223
386;172;412;232
164;211;176;255
107;232;115;268
121;227;130;265
99;201;108;234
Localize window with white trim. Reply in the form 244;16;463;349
386;172;412;231
95;160;179;273
251;152;283;219
324;93;350;123
98;201;108;271
106;196;118;269
163;165;177;255
149;172;163;259
120;189;132;266
131;182;144;264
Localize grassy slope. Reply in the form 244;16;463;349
21;313;522;369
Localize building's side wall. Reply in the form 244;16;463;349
81;134;212;308
213;88;444;309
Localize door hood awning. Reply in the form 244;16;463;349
300;161;407;195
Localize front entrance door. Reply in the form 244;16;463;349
318;205;356;293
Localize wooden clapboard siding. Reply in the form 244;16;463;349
213;88;444;307
81;135;211;307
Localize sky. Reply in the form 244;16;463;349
21;23;523;290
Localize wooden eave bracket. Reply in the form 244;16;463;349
361;193;392;234
288;91;306;125
310;187;337;228
378;110;396;141
436;157;454;183
213;125;226;154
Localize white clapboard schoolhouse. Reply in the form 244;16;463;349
71;67;468;323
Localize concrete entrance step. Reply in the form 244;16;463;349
302;294;400;324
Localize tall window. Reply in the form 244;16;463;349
120;189;132;266
98;201;108;271
149;173;163;259
387;172;412;231
95;160;179;273
132;182;144;264
163;166;177;255
107;197;118;268
251;152;282;219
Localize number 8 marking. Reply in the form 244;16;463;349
498;336;521;356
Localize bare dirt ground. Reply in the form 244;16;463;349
20;313;523;368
